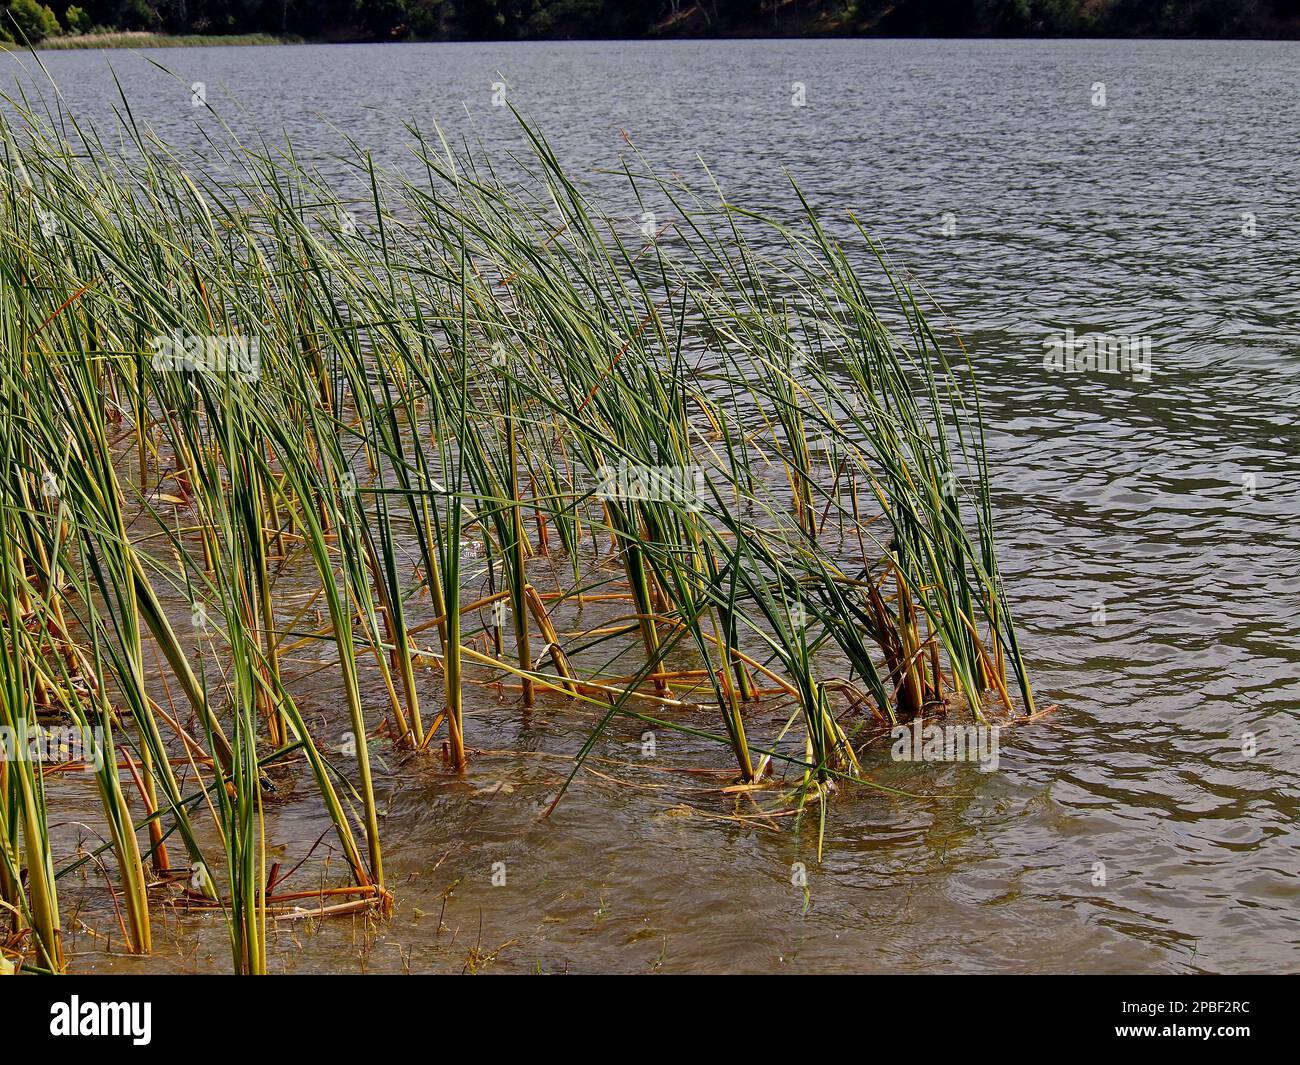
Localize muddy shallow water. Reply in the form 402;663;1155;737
11;37;1299;973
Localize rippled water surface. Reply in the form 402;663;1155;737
7;39;1298;973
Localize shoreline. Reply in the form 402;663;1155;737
30;32;295;50
6;31;1299;52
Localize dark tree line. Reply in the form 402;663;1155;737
19;0;1300;39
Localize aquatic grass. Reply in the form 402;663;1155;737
0;80;1035;972
30;33;295;51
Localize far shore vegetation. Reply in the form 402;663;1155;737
28;30;293;48
0;2;1297;51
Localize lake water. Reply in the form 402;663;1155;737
6;39;1298;973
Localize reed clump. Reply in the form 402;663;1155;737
0;88;1033;973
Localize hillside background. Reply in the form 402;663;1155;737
7;1;1300;45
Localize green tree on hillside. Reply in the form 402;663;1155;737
5;0;62;41
64;5;93;32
